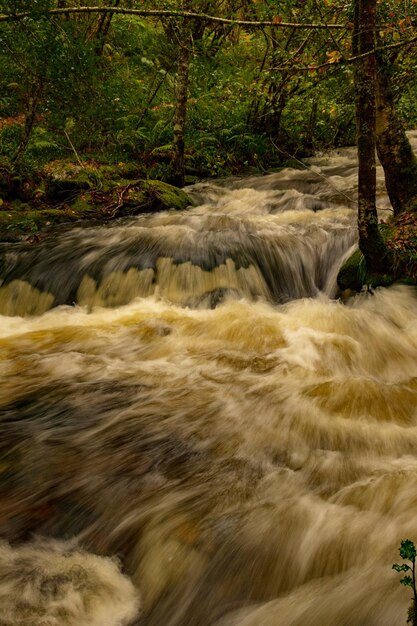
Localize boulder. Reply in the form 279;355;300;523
43;161;98;201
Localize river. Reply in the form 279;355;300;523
0;140;416;625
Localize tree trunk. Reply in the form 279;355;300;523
12;83;43;165
93;0;120;56
353;0;390;272
375;58;417;215
171;25;192;187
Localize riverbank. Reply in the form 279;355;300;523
337;212;417;291
0;159;193;242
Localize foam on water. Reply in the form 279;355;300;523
0;540;140;626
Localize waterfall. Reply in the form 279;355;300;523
0;145;416;626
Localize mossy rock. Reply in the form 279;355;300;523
43;160;100;201
99;162;145;181
41;160;191;211
337;249;367;292
117;180;192;215
0;176;193;243
0;204;89;242
136;180;192;211
337;248;396;292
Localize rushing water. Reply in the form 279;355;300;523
0;142;417;626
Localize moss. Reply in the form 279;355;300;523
337;248;397;292
184;175;199;185
46;176;94;201
119;189;147;214
0;173;193;243
337;249;367;292
141;180;192;211
68;197;95;216
43;160;101;201
0;205;88;241
99;162;144;181
41;161;191;211
105;179;193;215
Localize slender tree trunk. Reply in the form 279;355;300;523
353;0;390;272
57;1;70;21
375;58;417;215
93;0;120;56
258;30;289;138
171;11;192;188
305;96;318;150
12;83;43;165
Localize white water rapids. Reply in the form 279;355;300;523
0;140;417;626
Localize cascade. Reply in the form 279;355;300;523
0;144;416;626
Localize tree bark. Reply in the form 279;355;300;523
375;57;417;215
12;82;43;165
171;37;191;187
92;0;120;56
353;0;390;272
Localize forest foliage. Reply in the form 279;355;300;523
1;0;416;179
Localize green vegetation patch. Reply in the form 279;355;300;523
0;175;193;243
140;180;192;211
338;213;417;294
385;211;417;283
0;205;81;241
337;249;367;292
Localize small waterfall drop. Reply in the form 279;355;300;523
0;152;361;315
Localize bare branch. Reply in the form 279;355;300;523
270;34;417;72
0;6;351;30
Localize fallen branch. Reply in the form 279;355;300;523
64;130;85;169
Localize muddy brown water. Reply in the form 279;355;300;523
0;140;417;625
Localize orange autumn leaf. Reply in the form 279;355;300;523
326;50;341;63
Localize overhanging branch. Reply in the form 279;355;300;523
270;34;417;72
0;6;351;30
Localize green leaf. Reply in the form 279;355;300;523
400;540;417;561
400;576;413;587
65;117;75;134
393;564;411;572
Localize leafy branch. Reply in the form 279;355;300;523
393;539;417;626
